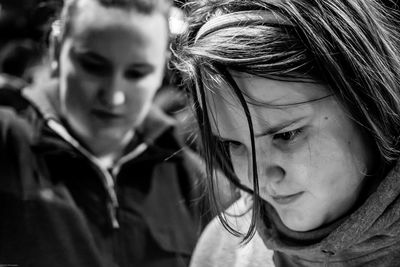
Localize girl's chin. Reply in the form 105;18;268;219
261;201;322;232
281;218;317;232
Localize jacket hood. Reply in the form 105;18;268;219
257;160;400;262
23;80;61;121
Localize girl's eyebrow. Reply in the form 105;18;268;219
242;90;334;107
254;116;306;137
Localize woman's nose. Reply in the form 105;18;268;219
110;91;125;106
99;75;126;107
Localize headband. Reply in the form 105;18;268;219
194;10;292;43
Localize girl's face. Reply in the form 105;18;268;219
56;0;168;156
208;72;373;231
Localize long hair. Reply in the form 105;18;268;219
172;0;400;242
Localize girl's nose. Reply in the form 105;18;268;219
256;143;285;185
265;165;285;184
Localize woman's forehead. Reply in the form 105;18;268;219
71;0;138;27
65;0;168;53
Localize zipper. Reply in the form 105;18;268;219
112;143;148;177
107;143;148;227
100;165;119;228
47;120;149;229
46;120;124;228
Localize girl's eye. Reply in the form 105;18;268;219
227;140;243;151
273;128;303;142
223;140;245;157
221;139;243;153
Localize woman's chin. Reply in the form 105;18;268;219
279;211;322;232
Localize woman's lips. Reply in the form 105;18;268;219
91;109;124;120
271;192;304;205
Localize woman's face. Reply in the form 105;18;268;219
208;72;373;231
55;0;168;156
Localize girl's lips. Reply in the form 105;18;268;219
271;192;304;205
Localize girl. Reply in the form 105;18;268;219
0;0;205;266
173;0;400;266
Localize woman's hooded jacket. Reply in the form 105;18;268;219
0;80;207;267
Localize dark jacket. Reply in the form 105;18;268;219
0;81;206;267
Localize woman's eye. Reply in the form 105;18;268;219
125;69;148;79
78;57;109;75
274;128;303;142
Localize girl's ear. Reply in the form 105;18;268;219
49;21;62;77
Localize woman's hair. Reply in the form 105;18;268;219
172;0;400;242
53;0;172;42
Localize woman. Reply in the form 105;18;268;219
172;0;400;266
0;0;205;266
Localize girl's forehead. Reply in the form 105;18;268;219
203;73;334;137
228;72;331;106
